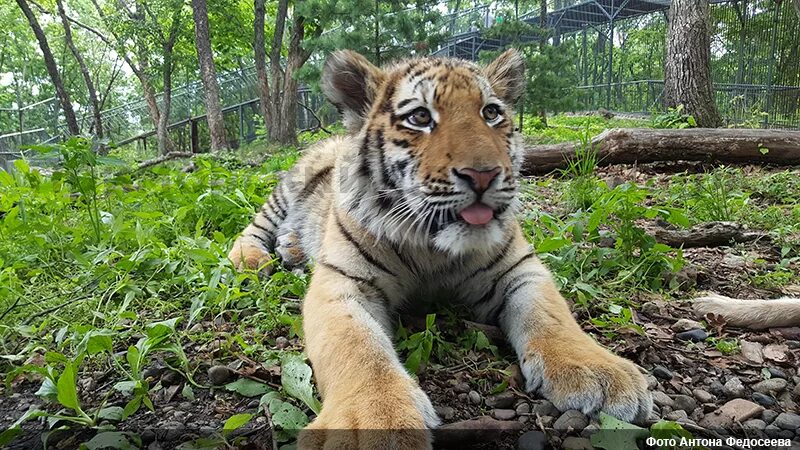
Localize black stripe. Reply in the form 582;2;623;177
375;129;397;190
505;280;533;299
259;208;279;228
246;232;272;246
391;139;410;148
467;239;515;279
335;214;396;276
396;98;414;109
319;262;390;301
274;187;289;214
299;166;333;201
495;253;535;283
251;220;272;233
268;195;285;218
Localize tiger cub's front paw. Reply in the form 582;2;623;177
523;337;652;424
227;238;273;274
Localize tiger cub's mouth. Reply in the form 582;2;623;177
459;202;495;226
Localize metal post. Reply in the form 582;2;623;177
191;119;199;153
238;104;245;144
607;3;614;109
763;2;780;128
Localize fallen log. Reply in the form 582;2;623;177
522;128;800;175
652;221;768;248
433;416;524;448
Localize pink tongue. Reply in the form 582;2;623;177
459;203;494;225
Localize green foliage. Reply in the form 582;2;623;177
590;412;649;450
396;314;452;375
651;105;697;129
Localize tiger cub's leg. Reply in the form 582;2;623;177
297;264;439;450
228;184;292;273
495;239;652;423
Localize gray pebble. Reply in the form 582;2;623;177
708;380;725;397
752;392;776;407
485;391;515;409
517;430;546;450
515;403;531;415
665;410;688;421
434;405;455;421
539;416;555;428
773;412;800;430
752;378;788;394
653;365;673;380
762;409;779;424
652;391;674;408
561;437;593;449
723;377;747;398
765;424;794;439
275;336;289;349
743;419;767;431
554;409;589;431
672;395;697;412
675;329;708;342
207;365;235;386
646;375;658;390
532;399;559;417
454;382;470;393
767;368;788;379
693;388;714;403
492;409;516;420
468;390;481;405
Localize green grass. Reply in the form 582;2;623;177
1;116;799;448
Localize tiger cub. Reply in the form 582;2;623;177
229;49;652;449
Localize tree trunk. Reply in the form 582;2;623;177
268;0;289;141
56;0;103;139
521;128;800;175
253;0;271;131
16;0;80;136
191;0;228;152
663;0;722;127
275;16;304;145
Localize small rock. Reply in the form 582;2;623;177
708;380;725;397
515;403;531;415
671;319;704;332
539;416;555;428
554;410;588;431
743;419;767;431
207;365;235;386
763;344;790;363
675;329;707;342
794;384;800;399
517;430;546;450
188;323;204;333
652;391;675;408
762;410;779;424
653;365;673;380
468;390;481;405
666;410;688;421
485;391;516;409
561;437;593;450
773;412;800;430
457;393;467;403
672;395;697;412
740;340;765;364
767;367;787;379
275;336;289;349
723;377;747;398
141;429;156;444
752;378;788;394
454;382;471;394
434;406;455;421
719;398;765;422
492;409;516;420
645;375;658;390
693;389;714;403
699;410;734;429
531;400;559;417
765;425;795;439
641;302;660;315
581;423;598;438
786;340;800;349
751;392;776;407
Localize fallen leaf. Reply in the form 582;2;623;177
763;344;790;363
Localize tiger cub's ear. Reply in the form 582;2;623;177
321;50;385;133
484;48;526;106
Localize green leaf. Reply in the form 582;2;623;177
56;363;81;413
270;401;309;430
281;355;321;414
82;431;134;450
176;437;225;450
225;378;272;397
404;347;423;375
126;346;140;377
86;333;113;355
122;395;142;419
181;384;195;401
96;406;125;422
536;237;571;253
0;409;49;446
590;412;649;450
223;413;253;434
474;331;490;351
113;380;137;395
35;377;59;400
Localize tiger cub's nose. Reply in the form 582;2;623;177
453;167;501;193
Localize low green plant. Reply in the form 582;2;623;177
396;314;452;375
651;105;697;129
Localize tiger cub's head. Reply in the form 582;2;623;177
322;49;526;255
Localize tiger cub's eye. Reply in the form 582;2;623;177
483;104;500;121
408;107;432;126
